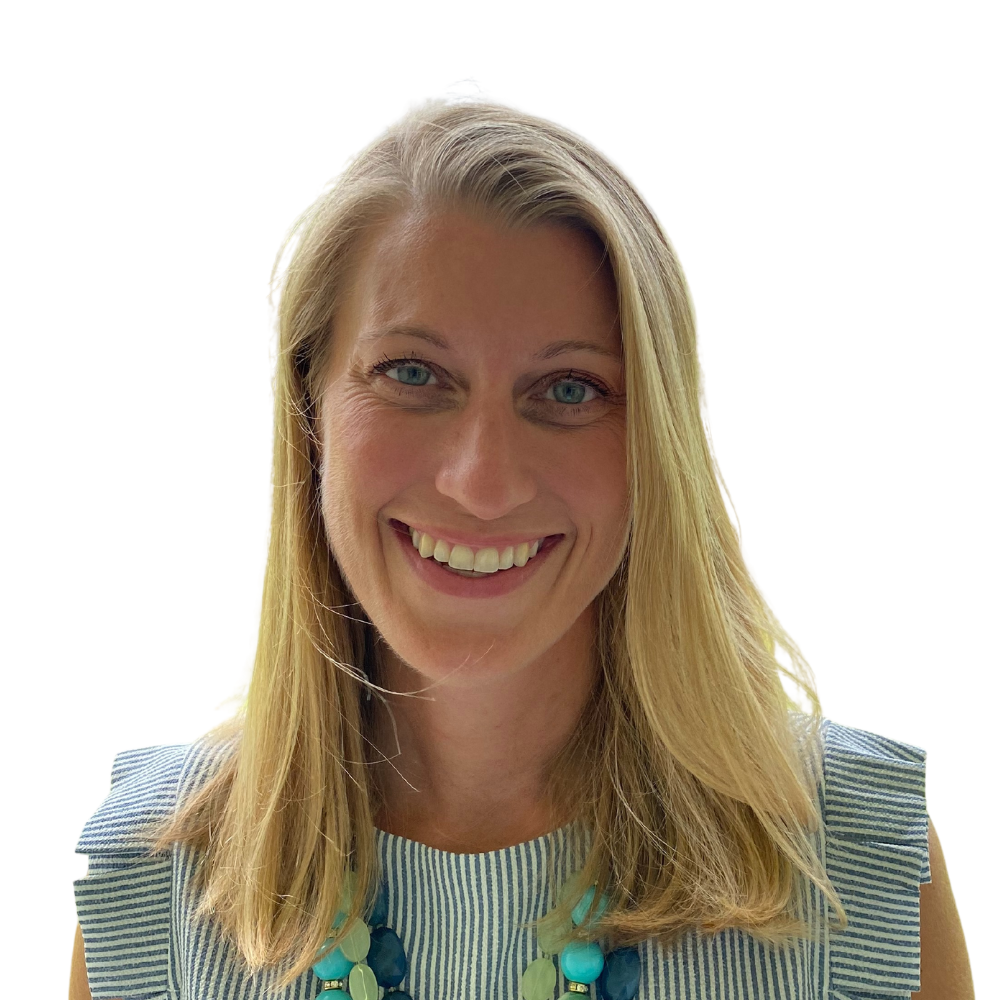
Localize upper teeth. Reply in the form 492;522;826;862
409;527;543;573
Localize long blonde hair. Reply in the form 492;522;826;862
159;98;845;981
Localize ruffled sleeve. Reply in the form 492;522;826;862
821;719;931;999
74;744;191;1000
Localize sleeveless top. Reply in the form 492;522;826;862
74;719;931;1000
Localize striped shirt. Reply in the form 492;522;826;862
74;719;930;999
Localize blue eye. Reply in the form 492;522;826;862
368;357;615;415
549;380;592;405
387;363;433;387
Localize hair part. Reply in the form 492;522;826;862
158;97;844;983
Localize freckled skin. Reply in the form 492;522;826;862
316;209;629;846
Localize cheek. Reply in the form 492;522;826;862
321;393;431;524
545;424;627;497
548;427;629;558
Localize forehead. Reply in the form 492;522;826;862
337;209;621;359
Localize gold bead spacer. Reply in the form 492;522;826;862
567;983;589;993
321;980;345;990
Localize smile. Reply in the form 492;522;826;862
389;519;564;597
406;525;547;576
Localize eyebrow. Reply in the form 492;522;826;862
359;324;621;361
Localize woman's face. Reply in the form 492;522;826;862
317;208;629;688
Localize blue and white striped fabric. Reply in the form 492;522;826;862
74;719;930;999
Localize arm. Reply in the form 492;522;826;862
66;920;122;1000
69;924;92;1000
913;817;975;998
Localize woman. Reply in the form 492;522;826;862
69;100;973;999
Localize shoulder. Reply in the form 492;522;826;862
819;715;927;771
73;737;235;998
76;737;234;863
814;717;930;998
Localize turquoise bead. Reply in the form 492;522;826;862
571;885;609;929
312;941;353;979
559;939;605;983
317;991;349;999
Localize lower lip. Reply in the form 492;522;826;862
390;520;563;599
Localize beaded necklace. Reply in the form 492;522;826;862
311;869;641;1000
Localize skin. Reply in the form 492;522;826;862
317;208;629;851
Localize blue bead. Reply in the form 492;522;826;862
559;940;605;983
367;926;407;987
597;946;641;1000
385;993;412;1000
369;879;389;927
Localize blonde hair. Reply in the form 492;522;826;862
159;98;845;982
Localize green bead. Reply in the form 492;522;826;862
520;956;557;1000
338;917;371;962
333;870;358;926
556;994;578;1000
348;961;379;1000
535;911;574;955
557;871;588;906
